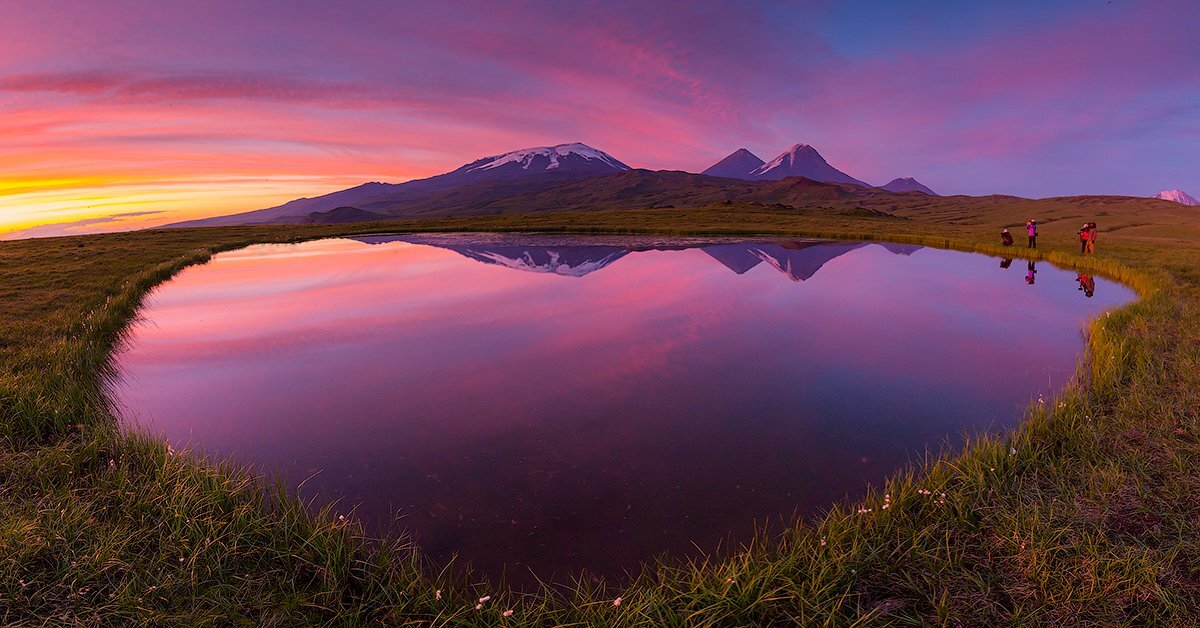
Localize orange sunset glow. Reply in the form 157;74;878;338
4;1;1198;238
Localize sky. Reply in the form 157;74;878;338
2;0;1198;238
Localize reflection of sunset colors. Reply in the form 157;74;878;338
112;237;1134;583
3;1;1199;236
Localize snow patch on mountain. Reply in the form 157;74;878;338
751;143;810;175
1153;189;1199;206
467;142;630;173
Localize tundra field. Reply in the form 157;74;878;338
3;195;1200;625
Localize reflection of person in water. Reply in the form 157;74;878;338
1001;229;1014;247
1000;258;1012;269
1077;273;1095;297
1026;261;1037;285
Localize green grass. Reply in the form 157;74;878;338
3;202;1200;624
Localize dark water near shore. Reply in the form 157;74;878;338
111;234;1134;585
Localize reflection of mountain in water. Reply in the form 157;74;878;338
876;242;922;256
350;235;921;281
352;235;632;277
702;245;765;274
722;242;869;282
440;245;629;277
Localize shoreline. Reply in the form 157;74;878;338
1;205;1191;624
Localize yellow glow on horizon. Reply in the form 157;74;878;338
0;174;392;239
0;176;123;197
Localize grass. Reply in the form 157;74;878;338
3;200;1200;624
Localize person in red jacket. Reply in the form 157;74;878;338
1079;223;1090;254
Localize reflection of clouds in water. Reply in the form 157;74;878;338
111;235;1137;584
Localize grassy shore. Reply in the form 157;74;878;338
3;201;1199;624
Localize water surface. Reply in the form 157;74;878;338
112;234;1134;584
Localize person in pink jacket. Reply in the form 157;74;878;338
1026;219;1038;248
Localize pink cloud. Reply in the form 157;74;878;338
2;0;1198;232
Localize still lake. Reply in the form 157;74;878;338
111;234;1134;584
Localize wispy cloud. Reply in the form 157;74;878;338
0;0;1197;234
1;211;164;240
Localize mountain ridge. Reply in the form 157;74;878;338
168;142;629;228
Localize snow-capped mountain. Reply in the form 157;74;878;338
701;148;765;179
1152;189;1199;206
462;142;629;174
881;177;937;195
168;142;629;227
747;144;868;187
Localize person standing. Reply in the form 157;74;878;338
1001;228;1014;246
1086;221;1097;254
1026;219;1038;248
1079;223;1090;254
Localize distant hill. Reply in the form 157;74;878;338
301;206;390;224
701;148;765;179
748;144;868;187
882;177;937;195
168;142;630;227
1153;189;1199;206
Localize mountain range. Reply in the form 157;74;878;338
700;145;936;195
168;141;937;228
